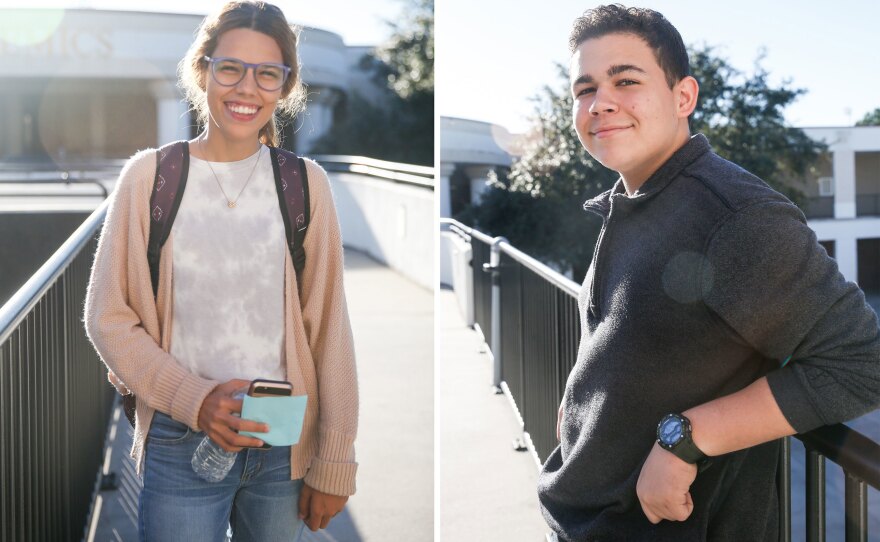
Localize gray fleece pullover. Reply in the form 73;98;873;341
537;134;880;541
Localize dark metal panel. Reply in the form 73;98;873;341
0;214;112;541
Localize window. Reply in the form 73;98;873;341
818;177;834;197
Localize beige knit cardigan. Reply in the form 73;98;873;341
84;147;358;496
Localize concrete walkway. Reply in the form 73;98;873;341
88;249;434;541
439;287;550;541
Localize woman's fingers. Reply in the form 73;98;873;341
228;415;269;435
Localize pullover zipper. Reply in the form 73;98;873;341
588;208;613;318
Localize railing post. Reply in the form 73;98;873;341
843;473;867;542
483;236;507;389
806;449;826;542
778;436;791;542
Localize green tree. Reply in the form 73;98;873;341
465;46;824;282
856;107;880;126
311;0;433;166
689;47;823;205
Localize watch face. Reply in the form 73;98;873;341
659;417;683;446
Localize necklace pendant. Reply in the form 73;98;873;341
227;201;236;208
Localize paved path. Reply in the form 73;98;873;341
439;287;551;542
89;249;434;541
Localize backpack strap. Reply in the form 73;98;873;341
269;146;310;290
148;140;189;298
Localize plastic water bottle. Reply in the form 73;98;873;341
191;436;238;482
191;392;244;482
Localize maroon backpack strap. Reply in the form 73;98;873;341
269;146;310;286
148;140;189;298
124;140;188;427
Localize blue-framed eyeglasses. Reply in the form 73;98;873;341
204;56;291;92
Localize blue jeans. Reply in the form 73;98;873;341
138;411;306;542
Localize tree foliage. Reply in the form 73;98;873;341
311;0;433;166
374;0;434;99
689;47;823;205
464;46;824;282
856;107;880;126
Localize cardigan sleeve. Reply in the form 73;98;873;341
84;149;220;430
702;200;880;433
298;159;359;496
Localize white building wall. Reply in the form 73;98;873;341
804;126;880;285
328;172;433;290
439;116;518;217
0;9;356;157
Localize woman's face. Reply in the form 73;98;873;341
204;27;284;144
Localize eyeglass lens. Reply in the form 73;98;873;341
211;58;287;91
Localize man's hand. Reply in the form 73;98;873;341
636;442;697;524
298;484;348;531
197;379;268;452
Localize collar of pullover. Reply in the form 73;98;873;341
583;133;712;218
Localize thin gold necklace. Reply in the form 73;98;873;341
199;138;263;209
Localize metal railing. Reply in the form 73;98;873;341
0;199;114;542
442;218;880;541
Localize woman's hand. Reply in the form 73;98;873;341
298;484;348;531
197;379;269;452
107;370;131;395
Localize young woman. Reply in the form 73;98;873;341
84;2;358;540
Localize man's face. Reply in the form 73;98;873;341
570;33;693;187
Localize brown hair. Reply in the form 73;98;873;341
569;4;689;89
178;1;306;147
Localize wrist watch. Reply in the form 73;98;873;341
656;413;709;467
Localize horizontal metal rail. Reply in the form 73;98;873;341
311;154;434;176
0;179;109;199
0;200;109;345
314;154;434;189
797;424;880;490
498;241;580;298
440;218;497;247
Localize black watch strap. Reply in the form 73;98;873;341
657;413;709;466
671;437;707;464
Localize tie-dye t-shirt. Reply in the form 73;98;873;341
169;145;285;383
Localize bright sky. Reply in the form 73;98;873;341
0;0;403;45
437;0;880;133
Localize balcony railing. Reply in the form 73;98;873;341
803;196;835;219
856;194;880;217
442;218;880;542
0;199;113;542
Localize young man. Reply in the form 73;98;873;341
536;5;880;541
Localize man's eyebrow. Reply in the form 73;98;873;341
571;74;594;88
571;64;647;89
607;64;646;77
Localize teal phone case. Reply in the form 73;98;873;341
239;395;307;446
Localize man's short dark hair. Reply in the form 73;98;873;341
569;4;689;89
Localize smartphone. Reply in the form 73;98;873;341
246;379;293;449
248;379;293;398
